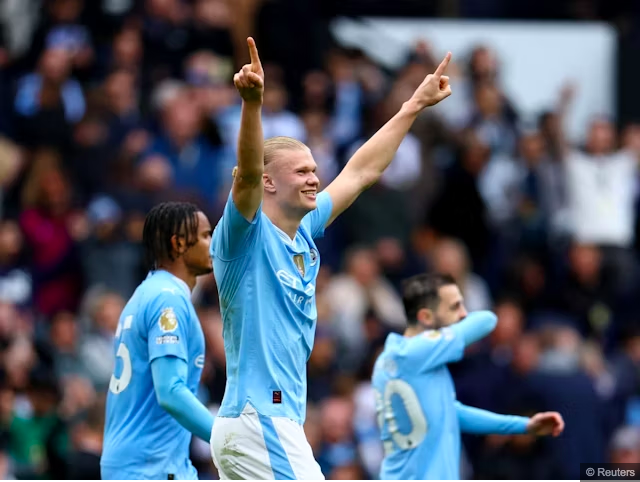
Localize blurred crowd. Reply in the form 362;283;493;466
1;0;640;479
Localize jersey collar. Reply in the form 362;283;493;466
151;270;191;296
272;223;298;245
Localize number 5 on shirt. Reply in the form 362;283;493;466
110;315;133;394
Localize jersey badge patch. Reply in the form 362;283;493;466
159;307;178;332
293;254;305;276
423;330;442;341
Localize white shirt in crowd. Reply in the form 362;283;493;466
565;149;637;247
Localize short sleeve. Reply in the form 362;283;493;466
404;327;466;372
211;190;262;261
300;191;333;239
146;291;192;362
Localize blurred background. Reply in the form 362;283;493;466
2;0;640;479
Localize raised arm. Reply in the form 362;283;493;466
407;311;497;373
232;37;265;221
323;52;453;227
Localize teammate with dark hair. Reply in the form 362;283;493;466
101;201;215;480
372;273;565;480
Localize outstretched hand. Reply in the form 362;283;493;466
234;37;264;104
410;52;453;110
526;411;565;437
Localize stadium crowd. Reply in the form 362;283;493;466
0;0;640;479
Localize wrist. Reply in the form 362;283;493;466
401;98;423;118
523;417;533;434
242;98;263;109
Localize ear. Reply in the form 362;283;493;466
170;234;187;256
417;307;436;330
263;172;276;193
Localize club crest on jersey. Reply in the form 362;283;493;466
309;249;318;267
293;254;305;276
159;307;178;332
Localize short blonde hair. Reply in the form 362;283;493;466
232;136;308;178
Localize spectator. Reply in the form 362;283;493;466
14;46;85;151
19;152;83;317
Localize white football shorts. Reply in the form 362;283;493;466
210;404;325;480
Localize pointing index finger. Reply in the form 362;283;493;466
434;51;452;77
247;37;261;68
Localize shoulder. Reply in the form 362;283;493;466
373;348;396;372
18;209;43;235
404;328;454;352
19;208;39;224
142;278;191;310
141;282;193;331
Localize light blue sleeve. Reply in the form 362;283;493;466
455;401;530;435
404;325;466;372
449;310;498;346
146;291;191;363
151;356;215;442
300;191;333;239
211;190;262;261
405;311;498;372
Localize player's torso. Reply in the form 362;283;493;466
263;221;321;338
372;349;461;480
102;276;205;470
214;217;321;421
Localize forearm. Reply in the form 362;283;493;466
455;401;529;435
450;310;497;347
344;100;422;186
151;357;214;442
159;383;215;442
236;101;264;181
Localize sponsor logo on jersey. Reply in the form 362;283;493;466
156;335;179;344
276;269;316;307
159;307;178;332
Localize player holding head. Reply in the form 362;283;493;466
209;37;452;480
372;273;565;480
101;202;215;480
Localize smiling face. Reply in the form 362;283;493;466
264;146;320;218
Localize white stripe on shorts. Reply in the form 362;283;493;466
272;416;323;479
210;404;324;480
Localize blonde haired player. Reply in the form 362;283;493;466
209;37;452;480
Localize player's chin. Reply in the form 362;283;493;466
197;264;214;276
299;192;317;210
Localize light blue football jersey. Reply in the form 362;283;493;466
372;329;466;480
101;270;205;479
210;191;333;424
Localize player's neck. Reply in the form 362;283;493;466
263;204;301;240
156;262;196;292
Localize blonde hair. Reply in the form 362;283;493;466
232;136;308;178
